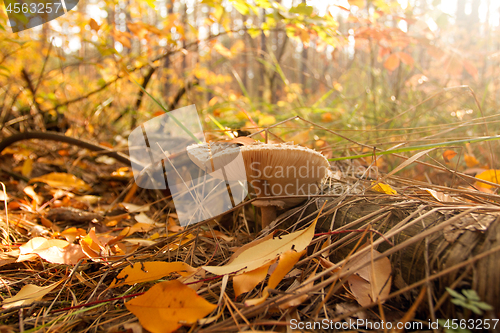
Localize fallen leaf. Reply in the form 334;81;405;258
178;268;206;291
202;230;234;242
125;280;217;333
23;186;43;205
111;261;196;287
128;222;156;235
19;237;86;265
279;266;318;309
203;221;316;276
245;250;305;306
29;173;92;192
168;217;184;232
475;169;500;189
120;202;151;213
345;249;392;307
80;228;109;260
135;212;157;224
464;154;479;168
371;182;397;195
61;227;87;243
423;188;456;202
442;150;457;163
2;281;61;309
233;261;274;298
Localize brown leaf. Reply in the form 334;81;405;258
346;249;392;307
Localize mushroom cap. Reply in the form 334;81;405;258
187;142;330;197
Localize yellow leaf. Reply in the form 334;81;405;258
258;115;276;127
233;261;274;298
371;182;397;195
475;169;500;189
22;157;33;177
111;262;196;287
348;0;365;9
464;153;479;168
203;220;316;276
245;249;305;306
125;280;217;333
29;172;92;192
2;281;62;309
61;227;87;243
346;249;392;307
214;42;233;58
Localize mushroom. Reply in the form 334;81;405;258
187;141;330;228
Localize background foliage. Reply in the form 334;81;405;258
1;0;499;176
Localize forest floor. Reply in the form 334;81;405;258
0;130;500;333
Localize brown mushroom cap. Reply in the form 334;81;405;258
187;142;330;196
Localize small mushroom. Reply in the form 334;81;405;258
187;141;330;228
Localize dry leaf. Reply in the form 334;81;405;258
121;202;151;213
19;237;86;265
233;261;274;298
30;172;92;192
61;227;87;243
201;230;234;242
23;186;43;205
423;188;456;203
125;280;216;333
111;261;196;287
203;221;316;276
245;249;305;306
279;266;318;309
475;169;500;189
464;154;479;168
135;212;157;224
178;268;206;291
346;249;392;307
371;182;397;195
2;281;61;309
442;150;457;163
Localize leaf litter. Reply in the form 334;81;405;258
0;118;500;332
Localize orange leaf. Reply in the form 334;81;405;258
125;280;217;333
442;150;457;163
245;249;305;306
233;261;274;298
398;52;414;67
384;54;400;72
464;154;479;168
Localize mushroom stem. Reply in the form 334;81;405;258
260;205;277;229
